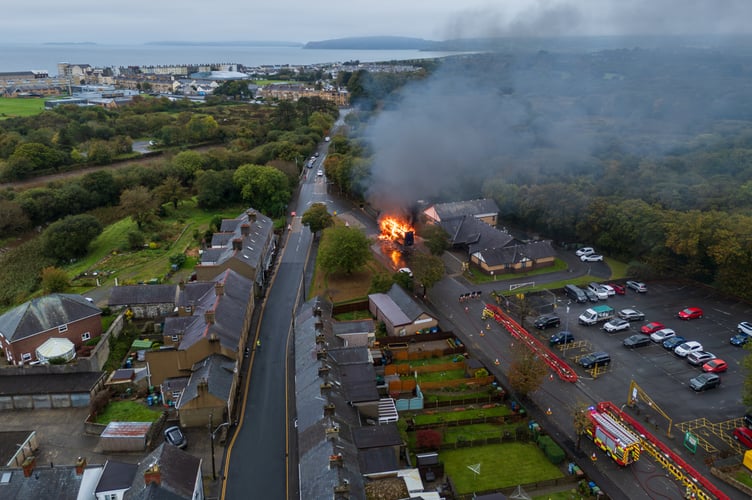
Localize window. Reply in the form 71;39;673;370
58;324;68;333
171;335;180;342
21;353;32;362
81;332;90;341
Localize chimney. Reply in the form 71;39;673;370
144;464;161;487
215;282;225;296
75;457;87;475
205;310;215;325
232;238;242;251
246;210;257;222
22;456;36;477
240;223;250;236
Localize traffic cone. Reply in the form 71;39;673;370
480;331;485;337
549;373;554;381
494;358;500;365
546;407;552;415
591;452;597;462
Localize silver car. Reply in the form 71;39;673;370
603;318;630;333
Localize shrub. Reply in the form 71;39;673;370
89;389;112;420
416;429;442;450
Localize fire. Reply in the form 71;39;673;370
379;216;414;241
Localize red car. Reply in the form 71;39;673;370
734;427;752;448
640;321;666;334
702;359;728;373
677;307;704;320
609;283;626;295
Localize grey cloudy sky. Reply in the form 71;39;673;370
3;0;752;44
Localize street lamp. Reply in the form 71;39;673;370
209;413;231;481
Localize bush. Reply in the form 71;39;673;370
537;435;565;464
89;389;112;420
416;429;442;450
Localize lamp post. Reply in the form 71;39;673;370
209;413;231;481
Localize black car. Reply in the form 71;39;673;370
623;334;651;349
583;289;599;302
534;314;561;330
549;331;574;346
689;373;721;392
579;351;611;369
164;426;187;449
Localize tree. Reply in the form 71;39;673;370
195;169;239;209
369;273;394;294
410;252;445;297
572;402;594;451
421;225;450;256
0;200;30;234
301;203;333;236
120;186;158;229
233;164;291;217
41;266;70;293
41;214;103;262
506;342;548;398
214;80;253;100
416;429;442;451
317;225;371;275
154;177;188;209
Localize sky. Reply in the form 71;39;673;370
3;0;752;44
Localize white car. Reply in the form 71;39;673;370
576;247;595;257
738;322;752;336
324;136;331;142
601;284;616;296
581;254;604;262
603;318;630;333
398;267;413;277
650;328;676;343
587;283;609;300
674;341;703;357
316;169;323;177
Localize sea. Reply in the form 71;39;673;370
0;43;463;76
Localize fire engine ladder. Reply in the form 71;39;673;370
483;303;578;383
627;379;674;438
590;410;640;448
599;402;729;500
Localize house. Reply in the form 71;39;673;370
0;371;105;410
331;319;375;347
423;198;500;227
0;459;99;499
471;239;556;275
175;353;238;427
145;269;253;388
94;460;139;500
125;443;203;500
0;294;102;365
108;284;179;320
368;284;438;337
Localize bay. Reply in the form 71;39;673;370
0;43;461;76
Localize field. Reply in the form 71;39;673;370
0;97;47;118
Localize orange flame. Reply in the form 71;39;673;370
379;216;414;241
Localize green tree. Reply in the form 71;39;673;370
41;214;103;262
572;402;594;451
120;186;158;229
196;169;238;209
214;80;253;99
0;200;30;234
369;273;394;294
154;176;188;209
41;266;70;293
410;252;445;297
318;225;371;275
506;342;548;398
233;164;291;217
87;140;113;165
301;203;333;237
421;224;450;256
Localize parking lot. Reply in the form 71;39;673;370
535;280;752;454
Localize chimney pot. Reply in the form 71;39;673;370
205;310;215;325
144;464;161;486
22;456;36;477
232;238;242;251
75;457;86;475
215;282;225;296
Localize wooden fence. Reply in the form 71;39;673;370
388;375;495;393
384;360;465;376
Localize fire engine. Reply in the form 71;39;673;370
586;405;641;466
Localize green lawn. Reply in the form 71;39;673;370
423;389;497;403
412;369;466;383
0;97;48;118
442;443;564;494
94;400;163;424
413;406;511;426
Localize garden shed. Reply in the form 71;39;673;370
99;421;153;452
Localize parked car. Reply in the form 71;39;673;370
738;322;752;336
674;341;704;357
609;283;626;295
733;427;752;448
702;359;728;373
663;336;686;350
534;314;561;330
317;169;324;177
314;152;320;157
576;247;595;256
583;288;599;302
618;308;645;322
324;136;331;142
687;351;716;366
581;254;604;262
601;284;616;296
550;331;575;346
640;321;666;334
564;284;588;303
677;307;704;320
579;351;611;369
650;328;677;343
603;318;630;333
587;283;609;300
623;334;652;349
164;426;187;449
689;373;721;391
398;267;413;277
731;333;751;347
626;280;647;293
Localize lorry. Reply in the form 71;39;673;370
578;305;615;326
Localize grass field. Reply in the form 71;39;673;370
0;97;48;118
94;400;163;424
442;443;564;494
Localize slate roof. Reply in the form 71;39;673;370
0;465;87;499
177;354;236;408
352;423;402;449
440;216;514;252
428;199;499;221
358;447;400;475
95;460;139;493
0;293;101;342
327;347;371;365
125;443;201;500
108;285;178;307
0;371;105;396
369;293;411;327
331;319;374;336
474;240;556;267
385;284;429;322
339;363;379;404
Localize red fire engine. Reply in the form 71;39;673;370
586;405;641;466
